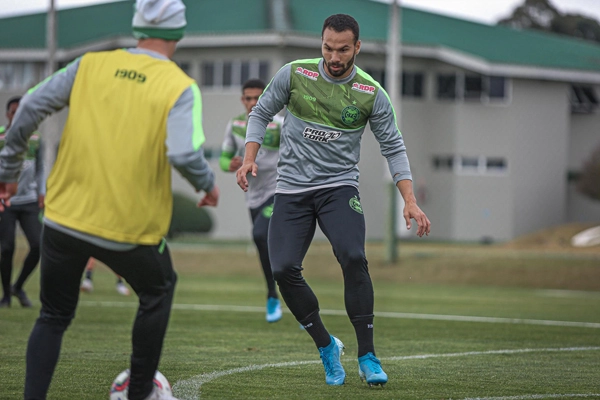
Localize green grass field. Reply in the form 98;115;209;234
1;237;599;400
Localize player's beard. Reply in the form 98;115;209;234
325;52;357;78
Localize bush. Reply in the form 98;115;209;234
577;144;600;202
167;192;213;238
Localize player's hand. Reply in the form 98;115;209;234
403;200;431;237
197;185;220;207
228;156;243;171
0;182;18;212
38;194;45;209
236;162;258;192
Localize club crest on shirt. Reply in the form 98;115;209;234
302;127;342;143
341;105;361;126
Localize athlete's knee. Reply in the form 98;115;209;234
0;244;15;259
27;236;41;252
271;262;303;284
339;248;366;268
37;310;75;331
252;228;268;248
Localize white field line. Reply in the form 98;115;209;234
536;289;600;299
78;301;600;329
464;395;600;400
171;347;600;400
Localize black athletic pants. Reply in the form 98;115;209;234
0;201;42;299
249;195;278;299
268;186;374;336
24;226;176;400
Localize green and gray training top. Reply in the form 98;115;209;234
220;113;282;209
246;58;412;194
0;126;44;205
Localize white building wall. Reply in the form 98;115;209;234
508;79;570;238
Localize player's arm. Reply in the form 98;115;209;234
166;82;218;206
245;64;291;147
237;65;291;191
370;89;430;237
0;59;80;186
219;121;240;172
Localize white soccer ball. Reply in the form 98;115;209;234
109;369;172;400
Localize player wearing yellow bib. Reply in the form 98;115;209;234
0;1;217;399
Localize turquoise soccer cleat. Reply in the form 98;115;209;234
358;352;388;387
318;335;346;385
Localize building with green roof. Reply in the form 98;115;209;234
1;0;599;242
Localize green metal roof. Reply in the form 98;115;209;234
1;0;600;72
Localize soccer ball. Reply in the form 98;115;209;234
109;369;172;400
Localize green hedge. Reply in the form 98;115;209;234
167;192;213;238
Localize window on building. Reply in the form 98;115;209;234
0;62;45;90
402;72;424;98
241;61;250;85
222;62;233;87
437;72;508;102
460;156;480;172
200;60;271;88
259;61;270;83
464;75;483;100
570;85;598;114
201;62;215;87
432;155;454;171
488;76;506;99
432;155;507;174
363;68;385;89
437;74;457;99
486;157;507;171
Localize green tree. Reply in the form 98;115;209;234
498;0;600;44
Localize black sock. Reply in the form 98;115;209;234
351;315;375;357
299;311;331;349
85;270;92;280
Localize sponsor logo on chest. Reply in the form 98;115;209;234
295;67;319;81
351;82;376;95
302;127;342;143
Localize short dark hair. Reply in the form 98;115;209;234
242;79;266;92
6;96;21;112
322;14;360;43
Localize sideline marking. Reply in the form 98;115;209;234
464;395;600;400
79;301;600;329
171;347;600;400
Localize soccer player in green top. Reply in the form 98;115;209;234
237;14;431;387
220;79;283;323
0;96;44;308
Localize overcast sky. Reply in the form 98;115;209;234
1;0;600;25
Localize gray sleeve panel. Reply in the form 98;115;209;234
369;89;413;183
246;64;291;145
170;150;215;193
166;85;197;155
167;85;215;192
0;59;80;182
36;141;46;195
